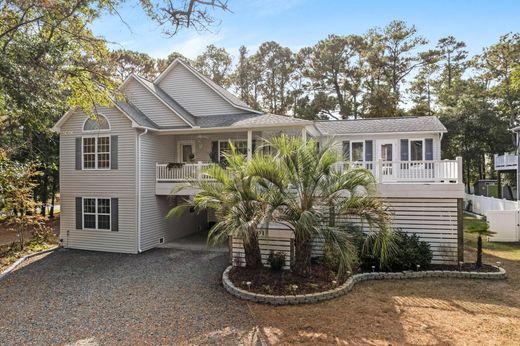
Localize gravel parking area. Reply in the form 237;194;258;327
0;248;260;345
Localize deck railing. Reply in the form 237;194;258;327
494;153;518;170
157;158;462;184
156;162;212;182
334;158;462;184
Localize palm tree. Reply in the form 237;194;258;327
248;135;397;277
467;221;496;268
168;143;266;268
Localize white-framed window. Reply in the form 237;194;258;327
83;136;110;170
83;114;110;132
350;141;364;162
83;197;111;230
409;139;424;161
218;140;247;163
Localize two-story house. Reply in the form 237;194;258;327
53;59;465;264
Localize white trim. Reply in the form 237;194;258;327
81;135;111;170
350;140;365;162
82;114;111;132
156;123;309;135
377;139;397;162
126;74;194;127
218;139;247;163
82;197;111;231
137;128;148;253
409;138;425;161
177;140;196;163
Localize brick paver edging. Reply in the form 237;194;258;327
222;265;507;305
0;246;59;282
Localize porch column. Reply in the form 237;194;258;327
301;128;307;143
247;130;253;160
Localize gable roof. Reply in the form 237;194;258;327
314;116;447;135
121;74;195;127
132;74;197;126
155;59;261;114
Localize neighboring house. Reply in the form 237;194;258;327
53;59;464;264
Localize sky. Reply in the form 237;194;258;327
91;0;520;60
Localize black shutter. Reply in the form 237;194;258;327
425;138;433;160
75;137;82;170
342;141;350;160
111;198;119;232
400;139;409;161
211;141;219;163
365;140;373;161
75;197;83;229
252;139;257;153
111;135;118;169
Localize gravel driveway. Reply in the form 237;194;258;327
0;248;261;345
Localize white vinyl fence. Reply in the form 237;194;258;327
464;193;520;242
464;193;519;216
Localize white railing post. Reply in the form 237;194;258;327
197;161;203;180
377;158;383;184
456;156;463;184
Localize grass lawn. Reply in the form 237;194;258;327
249;214;520;345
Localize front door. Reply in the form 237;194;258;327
379;141;395;179
178;141;195;163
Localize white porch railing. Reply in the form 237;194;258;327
334;158;462;184
156;162;212;182
157;158;462;184
494;153;518;170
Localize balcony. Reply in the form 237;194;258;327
156;158;463;195
494;153;518;171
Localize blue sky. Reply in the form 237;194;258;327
92;0;520;59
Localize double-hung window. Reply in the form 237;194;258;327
83;136;110;169
83;198;111;230
410;139;424;161
219;140;247;163
351;141;364;162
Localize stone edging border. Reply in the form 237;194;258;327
222;265;507;305
0;246;59;282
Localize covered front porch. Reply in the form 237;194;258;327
155;126;310;195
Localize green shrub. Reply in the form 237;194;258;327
354;230;432;272
386;231;433;271
267;251;285;271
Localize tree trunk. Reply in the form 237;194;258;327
242;232;263;269
476;235;483;268
49;177;56;219
293;232;312;277
40;173;49;216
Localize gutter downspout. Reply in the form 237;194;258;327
137;128;148;253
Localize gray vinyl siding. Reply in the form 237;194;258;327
158;64;244;117
124;78;189;127
59;107;138;253
139;133;208;249
324;132;442;161
138;133;175;251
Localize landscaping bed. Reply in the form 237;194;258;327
229;264;342;295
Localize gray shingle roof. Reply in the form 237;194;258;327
114;100;159;129
196;113;311;128
314;116;447;135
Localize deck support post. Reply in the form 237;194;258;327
247;130;253;160
497;171;502;199
457;198;464;263
301;128;307;143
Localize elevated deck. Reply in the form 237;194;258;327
495;153;518;171
156;158;464;198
